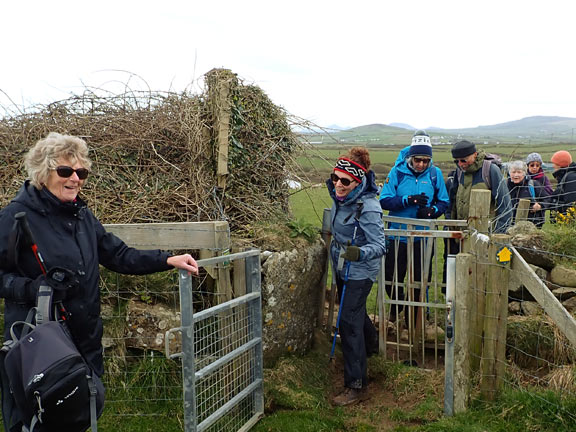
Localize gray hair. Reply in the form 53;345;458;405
507;160;526;173
24;132;92;189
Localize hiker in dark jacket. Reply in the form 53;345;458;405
549;150;576;220
0;132;199;432
327;147;386;407
379;131;449;324
447;140;512;233
526;152;553;195
507;160;550;228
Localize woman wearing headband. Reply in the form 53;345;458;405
0;132;199;431
327;146;386;407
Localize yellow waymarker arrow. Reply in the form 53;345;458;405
497;246;512;263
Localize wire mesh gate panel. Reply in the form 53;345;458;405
167;250;264;432
378;216;465;368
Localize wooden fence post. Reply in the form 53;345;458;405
206;68;237;190
515;198;530;222
454;253;473;413
465;190;491;373
480;233;510;400
318;208;332;328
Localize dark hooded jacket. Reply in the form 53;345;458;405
0;182;172;376
551;162;576;216
506;176;550;227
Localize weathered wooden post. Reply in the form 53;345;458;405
465;190;491;373
318;208;332;328
480;233;510;400
515;198;530;222
453;253;473;413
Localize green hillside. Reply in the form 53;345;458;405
301;116;576;146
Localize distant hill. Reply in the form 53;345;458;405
389;122;415;130
300;116;576;146
433;116;576;138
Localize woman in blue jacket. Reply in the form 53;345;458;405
379;131;449;327
327;147;386;407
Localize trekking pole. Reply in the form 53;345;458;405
329;224;359;362
14;212;47;275
14;212;68;322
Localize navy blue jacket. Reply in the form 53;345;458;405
0;182;173;376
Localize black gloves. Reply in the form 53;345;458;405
406;193;428;207
28;267;80;303
417;206;439;219
342;245;362;262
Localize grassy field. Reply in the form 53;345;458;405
283;144;576;431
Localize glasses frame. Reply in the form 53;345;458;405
55;165;90;180
330;173;355;187
412;157;431;164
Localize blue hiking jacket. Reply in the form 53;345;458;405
379;146;449;241
327;171;386;282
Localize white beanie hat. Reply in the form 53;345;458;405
408;130;432;157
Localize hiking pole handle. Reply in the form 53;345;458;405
14;211;47;275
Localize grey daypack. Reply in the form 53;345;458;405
2;286;104;432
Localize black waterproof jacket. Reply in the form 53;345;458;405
551;163;576;216
506;176;550;227
0;182;172;376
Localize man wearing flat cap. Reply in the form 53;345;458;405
448;140;512;233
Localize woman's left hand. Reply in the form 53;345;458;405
531;202;542;212
167;254;199;275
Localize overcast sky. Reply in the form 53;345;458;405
2;0;575;129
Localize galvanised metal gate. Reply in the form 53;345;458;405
379;216;466;415
166;250;263;432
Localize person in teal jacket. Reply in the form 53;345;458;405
327;147;386;407
379;131;449;326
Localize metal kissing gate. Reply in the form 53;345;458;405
165;250;264;432
379;216;466;416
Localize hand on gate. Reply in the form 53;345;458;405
417;206;438;219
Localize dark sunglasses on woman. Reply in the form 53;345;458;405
330;173;355;186
55;165;90;180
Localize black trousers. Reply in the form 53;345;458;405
383;240;433;326
336;276;376;389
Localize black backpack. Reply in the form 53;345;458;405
2;286;105;432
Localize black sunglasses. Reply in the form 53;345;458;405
453;158;468;164
413;157;431;164
330;173;355;186
55;165;90;180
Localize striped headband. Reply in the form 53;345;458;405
334;158;367;183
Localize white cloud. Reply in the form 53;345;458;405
1;0;575;128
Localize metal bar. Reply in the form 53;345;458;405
444;255;456;416
195;338;261;380
246;254;264;418
385;229;465;239
193;292;260;322
197;379;263;432
383;216;468;227
178;270;197;432
196;249;260;267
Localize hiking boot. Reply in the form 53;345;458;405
332;387;368;406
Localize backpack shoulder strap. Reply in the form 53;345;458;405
482;159;492;189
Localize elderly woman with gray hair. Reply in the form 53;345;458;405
507;160;550;227
0;132;199;431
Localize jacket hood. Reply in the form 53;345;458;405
394;146;435;177
326;170;379;205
